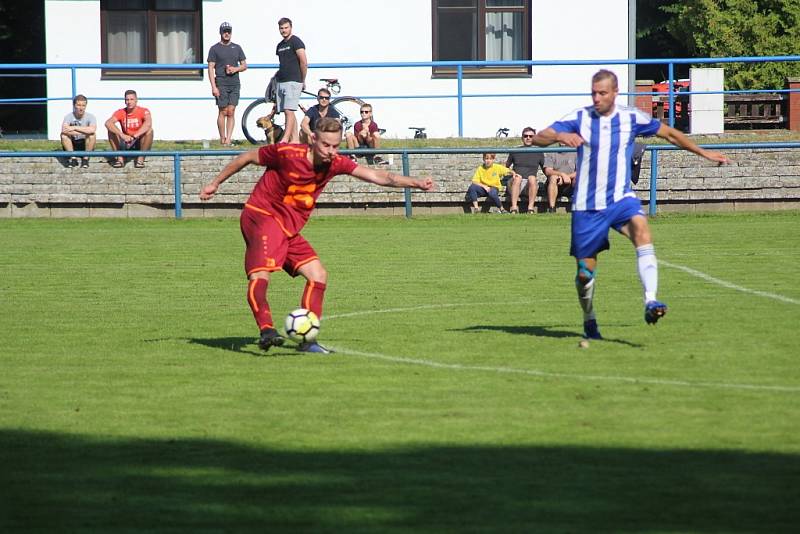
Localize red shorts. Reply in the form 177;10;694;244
239;207;318;277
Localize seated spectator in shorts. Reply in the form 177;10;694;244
505;126;546;213
543;145;577;213
346;103;385;164
104;89;154;168
467;153;519;214
299;88;341;144
61;94;96;168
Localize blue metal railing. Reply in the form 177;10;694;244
2;55;799;135
3;142;799;219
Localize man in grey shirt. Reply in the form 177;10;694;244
61;94;96;168
208;22;247;146
543;147;576;213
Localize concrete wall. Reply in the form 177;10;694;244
2;149;799;217
44;0;630;141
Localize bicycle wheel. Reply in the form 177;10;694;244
330;96;366;136
241;98;285;145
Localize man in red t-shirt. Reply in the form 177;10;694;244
104;89;154;168
200;117;435;353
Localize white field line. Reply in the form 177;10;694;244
331;346;800;393
661;260;800;305
325;305;800;394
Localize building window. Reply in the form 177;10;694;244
432;0;531;78
100;0;202;80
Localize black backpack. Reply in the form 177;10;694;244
266;73;278;103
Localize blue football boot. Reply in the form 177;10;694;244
296;341;334;354
644;300;668;325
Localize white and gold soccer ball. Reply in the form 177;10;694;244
284;308;320;343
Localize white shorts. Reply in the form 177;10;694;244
277;81;302;112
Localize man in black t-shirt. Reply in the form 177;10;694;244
207;22;247;146
275;17;307;143
300;88;341;144
505;127;546;213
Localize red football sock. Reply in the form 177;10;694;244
301;280;327;319
247;278;273;330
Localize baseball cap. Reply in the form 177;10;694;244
219;22;232;33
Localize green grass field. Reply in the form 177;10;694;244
1;212;799;532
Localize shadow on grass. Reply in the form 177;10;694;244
1;430;797;532
458;324;642;347
186;336;299;358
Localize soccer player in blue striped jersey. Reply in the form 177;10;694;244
531;69;729;339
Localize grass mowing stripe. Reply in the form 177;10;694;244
662;259;800;305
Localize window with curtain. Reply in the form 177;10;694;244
101;0;202;79
432;0;530;78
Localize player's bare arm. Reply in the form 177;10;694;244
531;127;583;148
200;149;262;200
296;48;307;89
350;165;434;191
656;123;730;165
208;61;219;96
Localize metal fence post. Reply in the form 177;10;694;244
173;154;183;219
648;148;658;217
668;62;675;128
457;64;464;137
402;151;412;218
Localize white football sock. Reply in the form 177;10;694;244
636;244;658;303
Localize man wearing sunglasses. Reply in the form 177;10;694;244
505;127;546;213
299;88;341;145
207;22;247;146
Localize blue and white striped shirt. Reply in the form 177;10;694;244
550;104;661;211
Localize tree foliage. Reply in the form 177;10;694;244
661;0;800;89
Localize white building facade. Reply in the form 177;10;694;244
45;0;631;141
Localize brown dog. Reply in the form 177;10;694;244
256;115;284;145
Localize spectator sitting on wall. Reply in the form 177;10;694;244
61;94;96;169
300;88;340;145
543;144;576;213
466;152;518;214
505;126;546;213
105;89;154;169
346;103;386;164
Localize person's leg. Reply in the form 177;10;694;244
547;176;558;210
466;184;483;210
60;133;74;152
136;130;154;165
509;175;522;212
295;259;328;319
224;105;236;145
526;175;538;212
107;131;124;166
575;256;601;339
487;186;503;209
282;110;298;143
85;134;96;151
216;107;227;144
620;213;666;323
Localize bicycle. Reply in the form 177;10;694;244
242;78;367;145
495;127;510;138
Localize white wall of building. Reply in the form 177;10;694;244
45;0;630;141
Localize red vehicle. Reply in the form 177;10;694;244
652;79;690;115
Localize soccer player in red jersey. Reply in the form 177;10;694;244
199;117;435;353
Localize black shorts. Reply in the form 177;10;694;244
72;138;86;151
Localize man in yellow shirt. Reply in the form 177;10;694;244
467;153;519;213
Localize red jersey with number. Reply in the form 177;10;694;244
111;106;150;136
245;143;357;236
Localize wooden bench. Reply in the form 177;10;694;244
724;93;786;128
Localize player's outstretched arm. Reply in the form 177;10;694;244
200;149;261;200
531;127;584;148
656;123;730;165
350;165;435;191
